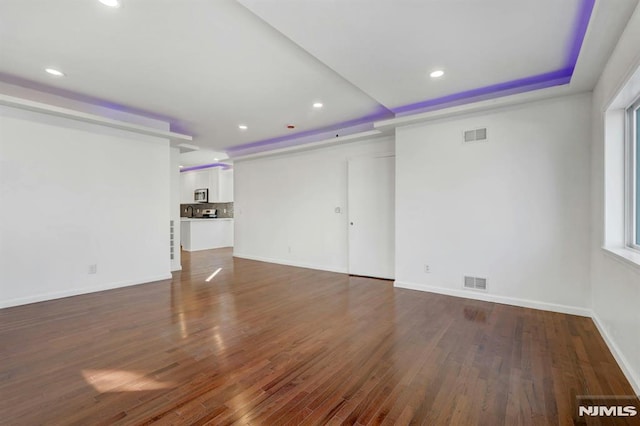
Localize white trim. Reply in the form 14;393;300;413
346;151;395;161
374;87;584;130
591;313;640;395
393;280;591;317
182;245;233;252
231;130;385;161
0;274;172;309
625;98;640;251
602;246;640;272
601;52;640;112
0;94;192;142
232;252;348;274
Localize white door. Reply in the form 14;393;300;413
348;155;395;279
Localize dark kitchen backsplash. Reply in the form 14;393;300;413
181;202;234;218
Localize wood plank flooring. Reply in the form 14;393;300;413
0;248;636;425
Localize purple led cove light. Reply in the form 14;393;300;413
393;70;572;116
227;0;595;153
566;0;596;70
225;106;393;154
0;72;192;135
180;163;232;173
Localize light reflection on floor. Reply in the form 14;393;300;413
206;267;222;282
81;369;175;392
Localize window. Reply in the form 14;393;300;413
627;97;640;250
603;62;640;267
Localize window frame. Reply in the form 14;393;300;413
626;96;640;251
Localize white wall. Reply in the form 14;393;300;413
395;93;592;315
590;3;640;393
233;137;394;272
0;105;172;308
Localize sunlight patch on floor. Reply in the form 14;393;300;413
82;369;175;392
206;267;222;282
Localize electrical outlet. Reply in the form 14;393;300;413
424;264;430;273
89;264;97;274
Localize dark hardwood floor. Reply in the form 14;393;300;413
0;248;636;425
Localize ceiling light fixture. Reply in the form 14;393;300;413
313;102;323;108
45;68;65;77
238;125;248;130
98;0;121;8
430;70;445;78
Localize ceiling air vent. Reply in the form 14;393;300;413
463;275;488;291
463;127;487;143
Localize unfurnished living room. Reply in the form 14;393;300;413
1;0;639;425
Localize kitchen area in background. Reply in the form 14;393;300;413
179;150;234;252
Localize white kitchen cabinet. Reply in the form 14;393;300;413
180;167;231;203
180;218;234;251
208;168;219;202
194;169;210;192
181;170;210;203
180;171;197;203
218;168;234;202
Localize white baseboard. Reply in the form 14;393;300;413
393;280;591;317
591;313;640;395
0;273;173;309
233;252;348;274
183;245;233;252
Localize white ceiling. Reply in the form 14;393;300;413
0;0;638;158
239;0;578;108
179;150;230;168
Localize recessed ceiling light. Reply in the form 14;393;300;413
98;0;121;7
45;68;65;77
313;102;323;108
430;70;445;78
179;165;184;168
213;158;219;161
238;125;248;130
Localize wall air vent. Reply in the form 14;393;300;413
464;276;475;289
463;127;488;143
463;275;488;291
169;220;175;260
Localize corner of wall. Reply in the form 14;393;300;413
591;312;640;394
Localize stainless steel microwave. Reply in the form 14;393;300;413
194;188;208;203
